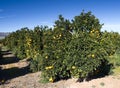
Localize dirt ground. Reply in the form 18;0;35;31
0;71;120;88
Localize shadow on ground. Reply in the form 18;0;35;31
0;51;19;65
0;50;31;84
0;65;31;81
77;63;112;82
1;50;12;55
0;56;19;65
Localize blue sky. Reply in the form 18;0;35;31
0;0;120;33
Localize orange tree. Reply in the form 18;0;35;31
4;31;17;50
24;29;34;58
4;28;32;59
100;31;120;56
40;11;111;82
38;15;72;82
16;28;30;59
3;26;45;60
54;15;72;31
40;28;72;82
63;11;108;79
100;31;120;72
71;11;103;33
3;28;28;59
29;26;47;72
64;31;109;79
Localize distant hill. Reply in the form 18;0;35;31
0;32;10;39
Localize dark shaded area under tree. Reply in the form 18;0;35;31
0;50;31;84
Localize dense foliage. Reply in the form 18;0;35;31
2;11;120;82
0;46;2;59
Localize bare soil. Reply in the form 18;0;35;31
1;71;120;88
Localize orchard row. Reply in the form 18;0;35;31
2;11;120;82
